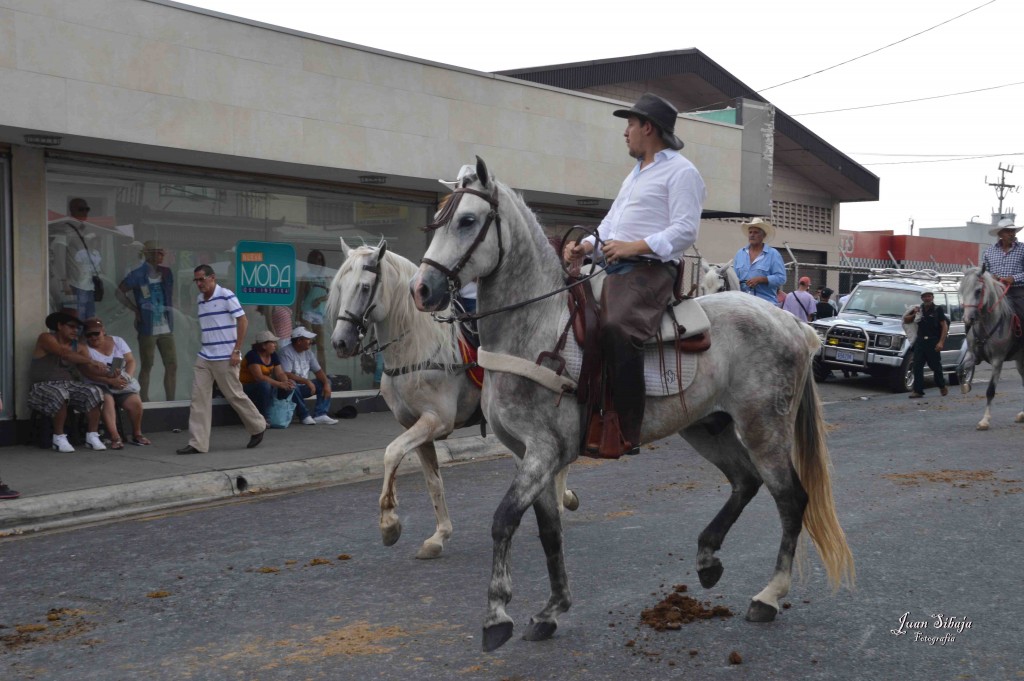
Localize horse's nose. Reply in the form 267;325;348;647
333;336;348;356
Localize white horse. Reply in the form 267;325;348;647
329;241;576;559
699;260;741;296
411;158;854;651
960;266;1024;430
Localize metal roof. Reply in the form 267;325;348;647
496;49;880;203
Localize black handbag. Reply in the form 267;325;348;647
69;221;104;302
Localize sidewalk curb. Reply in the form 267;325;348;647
0;435;510;536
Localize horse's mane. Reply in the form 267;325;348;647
327;246;461;372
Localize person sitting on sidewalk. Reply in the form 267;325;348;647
279;326;337;425
80;317;151;448
239;330;296;426
28;312;108;452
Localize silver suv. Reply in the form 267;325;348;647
811;270;973;392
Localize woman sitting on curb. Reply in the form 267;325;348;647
240;330;295;426
28;312;108;452
81;317;151;448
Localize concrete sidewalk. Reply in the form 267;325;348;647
0;412;510;535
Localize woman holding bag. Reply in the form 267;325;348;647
81;317;150;448
240;330;296;427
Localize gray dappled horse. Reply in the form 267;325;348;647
411;158;854;652
699;260;741;296
329;241;576;559
960;266;1024;430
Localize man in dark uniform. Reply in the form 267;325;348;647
903;291;948;398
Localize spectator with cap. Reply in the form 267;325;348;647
117;240;177;401
734;217;787;307
903;291;949;399
27;312;108;452
239;329;296;426
279;326;337;425
816;287;838;320
783;276;817;322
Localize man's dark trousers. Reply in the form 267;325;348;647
912;338;946;394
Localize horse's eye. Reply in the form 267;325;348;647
361;283;371;293
457;215;477;229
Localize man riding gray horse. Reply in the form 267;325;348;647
563;92;706;455
982;216;1024;321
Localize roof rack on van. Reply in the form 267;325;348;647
867;268;964;282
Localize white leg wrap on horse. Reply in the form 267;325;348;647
753;573;791;612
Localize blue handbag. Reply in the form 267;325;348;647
268;389;296;429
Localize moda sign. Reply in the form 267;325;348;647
235;240;296;306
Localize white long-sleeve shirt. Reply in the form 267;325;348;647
586;149;706;262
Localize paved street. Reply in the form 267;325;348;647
2;367;1022;680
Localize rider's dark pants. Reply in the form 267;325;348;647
599;261;675;448
912;338;946;394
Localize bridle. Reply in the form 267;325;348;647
421;186;503;293
335;254;393;355
419;185;605;325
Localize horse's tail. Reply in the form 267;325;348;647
793;370;856;591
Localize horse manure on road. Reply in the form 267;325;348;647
639;584;734;631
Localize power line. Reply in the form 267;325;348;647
791;80;1024;116
756;0;997;93
685;0;998;116
861;152;1024;166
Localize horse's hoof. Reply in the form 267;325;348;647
482;621;514;652
960;384;971;395
698;561;724;589
522;618;557;642
563;490;580;512
415;542;443;560
381;523;402;547
976;423;989;431
1015;413;1024;424
746;599;778;623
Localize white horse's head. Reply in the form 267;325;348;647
960;265;1006;328
413;157;502;312
329;239;391;357
699;260;739;296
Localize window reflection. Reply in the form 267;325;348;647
47;162;430;403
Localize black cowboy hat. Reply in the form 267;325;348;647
45;311;82;330
613;93;684;150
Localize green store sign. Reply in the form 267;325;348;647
235;240;296;306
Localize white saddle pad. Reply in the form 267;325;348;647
557;307;696;396
583;265;710;343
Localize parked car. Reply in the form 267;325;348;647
811;269;973;392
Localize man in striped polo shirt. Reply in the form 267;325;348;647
177;265;266;454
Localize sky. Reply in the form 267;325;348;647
181;0;1023;234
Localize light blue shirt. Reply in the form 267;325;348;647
734;244;787;305
585;149;706;261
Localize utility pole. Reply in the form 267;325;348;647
985;163;1017;218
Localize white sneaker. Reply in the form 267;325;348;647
84;432;107;450
313;415;339;425
52;434;75;453
301;416;316;425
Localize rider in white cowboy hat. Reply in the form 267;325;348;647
982;215;1024;311
733;217;787;306
562;92;707;456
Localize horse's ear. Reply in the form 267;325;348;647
475;156;490;188
980;261;988;275
377;240;388;263
339;237;351;258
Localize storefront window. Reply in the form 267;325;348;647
46;160;431;403
0;155;11;419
